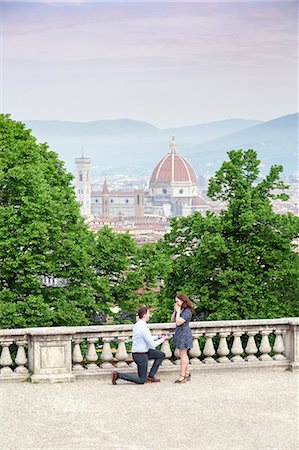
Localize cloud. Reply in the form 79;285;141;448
2;2;297;64
1;1;297;126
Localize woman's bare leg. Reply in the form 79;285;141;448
179;349;189;376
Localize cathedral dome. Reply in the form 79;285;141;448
150;136;197;184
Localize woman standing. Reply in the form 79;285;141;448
172;294;194;383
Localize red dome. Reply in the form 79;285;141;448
150;137;198;184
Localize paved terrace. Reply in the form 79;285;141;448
1;369;298;450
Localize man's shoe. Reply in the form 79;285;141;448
112;371;119;385
147;376;160;383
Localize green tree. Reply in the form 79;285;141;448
92;226;140;317
153;211;219;321
0;115;100;328
158;149;299;321
93;227;172;320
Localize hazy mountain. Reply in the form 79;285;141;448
23;114;297;176
186;113;298;176
163;118;262;144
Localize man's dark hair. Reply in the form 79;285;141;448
137;306;149;319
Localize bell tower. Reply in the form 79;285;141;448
75;151;91;217
102;178;110;218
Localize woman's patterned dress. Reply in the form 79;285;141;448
173;308;193;349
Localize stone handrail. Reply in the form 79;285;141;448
0;317;298;382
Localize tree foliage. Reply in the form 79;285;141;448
92;226;172;320
156;149;299;322
0;115;99;328
1;119;297;329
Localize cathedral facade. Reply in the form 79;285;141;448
146;136;204;217
75;137;207;218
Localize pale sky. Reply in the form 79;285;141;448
0;1;298;128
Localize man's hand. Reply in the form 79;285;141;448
159;333;170;339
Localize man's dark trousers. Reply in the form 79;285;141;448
118;348;165;384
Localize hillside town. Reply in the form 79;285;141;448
74;137;298;244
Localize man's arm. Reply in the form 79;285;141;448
142;326;165;349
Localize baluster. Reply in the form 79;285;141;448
86;337;100;371
231;332;244;362
161;337;174;367
203;333;216;363
15;340;28;374
72;339;85;372
125;335;134;366
273;330;287;361
217;332;230;363
0;341;13;374
259;330;272;361
245;331;258;362
189;334;202;365
100;337;114;368
115;337;129;368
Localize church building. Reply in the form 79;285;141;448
145;136;206;217
75;137;207;219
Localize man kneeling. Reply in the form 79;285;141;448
112;306;166;385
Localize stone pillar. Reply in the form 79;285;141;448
273;330;287;361
189;334;202;365
115;337;129;368
86;338;100;372
231;332;244;362
217;332;230;363
203;333;216;364
258;330;272;361
28;332;75;383
0;341;13;375
15;340;28;374
284;321;299;371
100;338;114;368
245;331;258;362
72;339;85;372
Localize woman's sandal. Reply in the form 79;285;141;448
174;375;186;383
185;373;191;381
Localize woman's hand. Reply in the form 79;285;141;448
174;303;181;313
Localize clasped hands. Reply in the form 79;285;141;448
159;332;171;340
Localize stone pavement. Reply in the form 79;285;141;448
1;369;298;450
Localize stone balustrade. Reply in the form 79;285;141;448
0;317;298;382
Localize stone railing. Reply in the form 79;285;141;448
0;317;298;382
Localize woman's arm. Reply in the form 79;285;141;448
175;306;186;326
176;315;186;326
171;311;176;322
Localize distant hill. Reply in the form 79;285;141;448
186;113;298;176
23;114;297;176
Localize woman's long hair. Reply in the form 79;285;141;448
176;294;195;314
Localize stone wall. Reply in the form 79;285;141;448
0;318;298;383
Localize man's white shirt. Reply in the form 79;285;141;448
132;320;165;353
